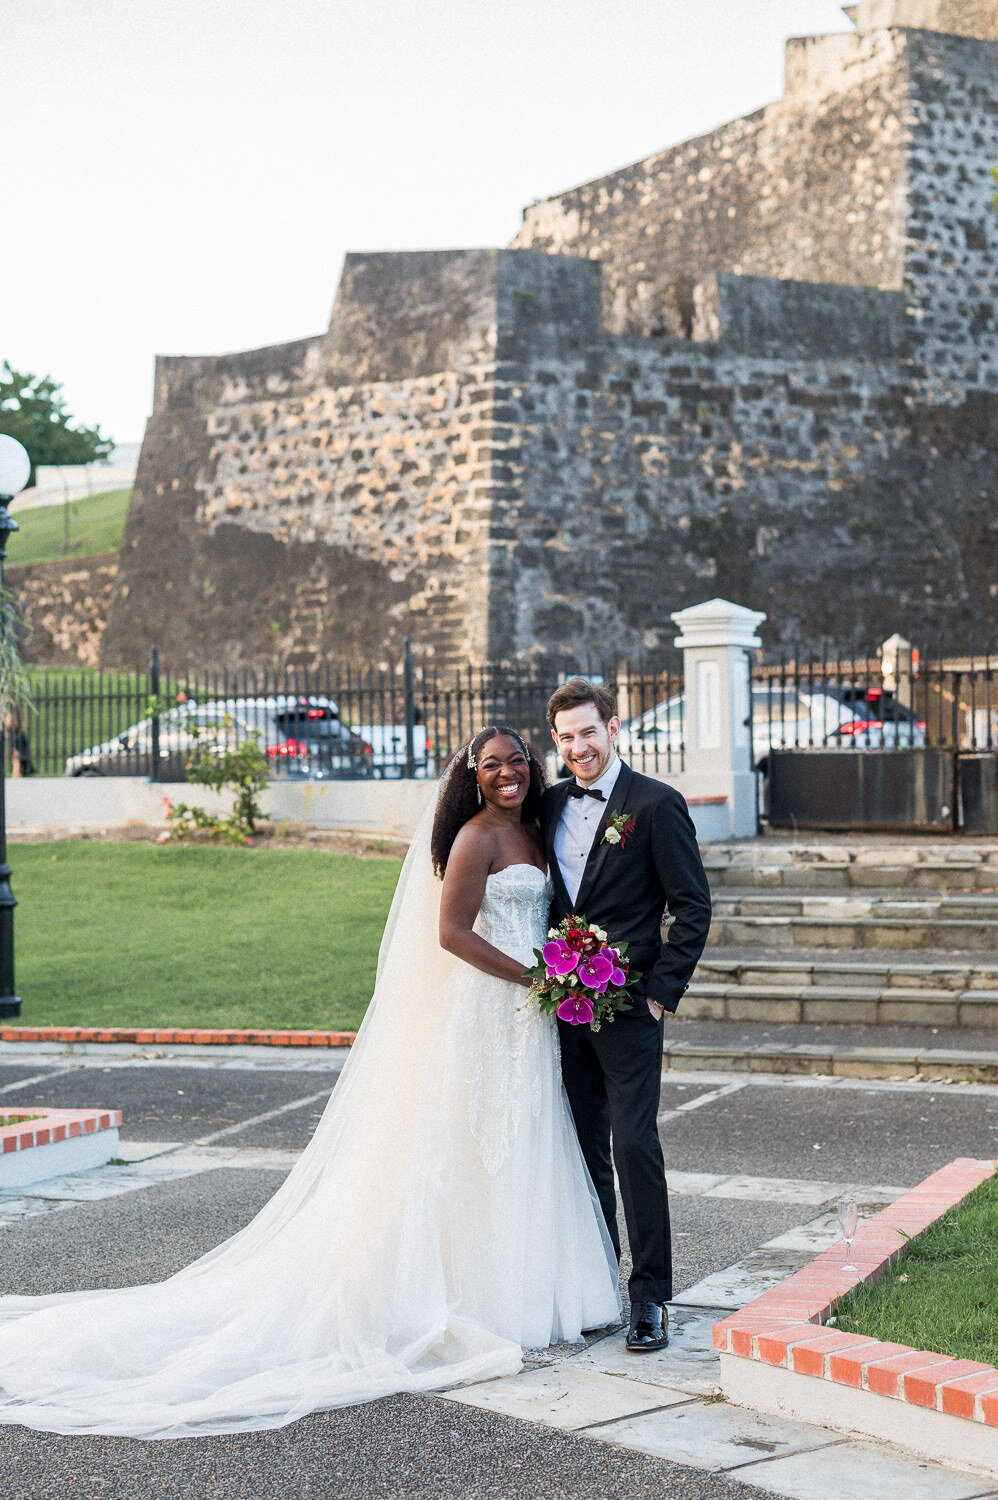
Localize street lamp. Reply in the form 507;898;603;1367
0;435;29;1018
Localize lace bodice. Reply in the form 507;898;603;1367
475;864;553;965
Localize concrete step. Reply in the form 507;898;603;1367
707;893;998;951
696;954;998;990
706;912;998;950
708;862;998;891
661;1037;998;1083
711;891;998;920
684;982;998;1029
705;840;998;891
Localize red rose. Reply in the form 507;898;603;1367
566;929;585;951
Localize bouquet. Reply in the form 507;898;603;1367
525;916;642;1032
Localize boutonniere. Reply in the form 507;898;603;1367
602;812;636;847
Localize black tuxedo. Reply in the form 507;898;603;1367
541;761;711;1304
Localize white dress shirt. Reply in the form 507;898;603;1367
553;755;622;907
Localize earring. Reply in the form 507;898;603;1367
476;784;483;806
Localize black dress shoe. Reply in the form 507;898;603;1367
626;1301;669;1352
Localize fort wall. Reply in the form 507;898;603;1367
98;2;998;671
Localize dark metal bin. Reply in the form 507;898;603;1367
959;755;998;835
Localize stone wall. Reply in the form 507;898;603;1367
903;28;998;393
10;555;118;668
101;253;507;671
486;263;996;658
101;1;998;671
512;24;909;336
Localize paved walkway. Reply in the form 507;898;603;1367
1;1045;997;1498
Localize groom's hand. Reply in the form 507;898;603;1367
647;998;665;1021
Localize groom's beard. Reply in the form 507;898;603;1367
566;744;617;785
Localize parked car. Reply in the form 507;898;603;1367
818;685;927;748
65;696;374;780
546;682;926;778
357;724;436;778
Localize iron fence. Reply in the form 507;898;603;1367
750;649;998;758
16;647;685;781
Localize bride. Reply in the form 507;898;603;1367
0;727;620;1439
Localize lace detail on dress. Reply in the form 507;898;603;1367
463;865;555;1175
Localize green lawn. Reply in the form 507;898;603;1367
10;842;403;1031
834;1172;998;1367
8;488;131;567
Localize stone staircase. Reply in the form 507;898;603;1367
706;841;998;891
681;841;998;1061
707;892;998;953
689;955;998;1030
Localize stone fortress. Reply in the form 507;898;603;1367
99;0;998;671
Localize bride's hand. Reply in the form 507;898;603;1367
647;998;665;1021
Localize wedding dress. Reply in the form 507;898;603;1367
0;790;620;1439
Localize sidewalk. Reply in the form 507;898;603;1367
5;1013;998;1082
1;1045;997;1497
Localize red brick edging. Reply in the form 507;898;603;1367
0;1027;358;1048
0;1107;122;1154
713;1158;998;1428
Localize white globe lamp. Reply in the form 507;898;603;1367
0;436;30;500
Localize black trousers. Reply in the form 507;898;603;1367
558;1008;671;1304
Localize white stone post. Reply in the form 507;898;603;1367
672;597;766;839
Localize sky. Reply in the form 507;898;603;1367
5;1;854;444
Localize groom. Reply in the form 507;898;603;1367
541;677;712;1351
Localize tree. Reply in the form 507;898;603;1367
0;364;113;486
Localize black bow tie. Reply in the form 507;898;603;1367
566;783;605;801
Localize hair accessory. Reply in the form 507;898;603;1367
466;740;477;770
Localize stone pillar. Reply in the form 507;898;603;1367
672;597;766;839
880;632;915;709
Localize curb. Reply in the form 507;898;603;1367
0;1026;357;1048
3;1028;997;1084
661;1040;998;1083
0;1106;122;1187
714;1158;998;1475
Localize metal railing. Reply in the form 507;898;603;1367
17;646;685;781
751;649;998;756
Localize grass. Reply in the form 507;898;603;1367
10;842;403;1032
7;489;131;567
833;1172;998;1367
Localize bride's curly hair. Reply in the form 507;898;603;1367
431;725;547;877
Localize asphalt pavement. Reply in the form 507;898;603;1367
0;1048;996;1498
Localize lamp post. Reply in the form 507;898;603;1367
0;435;29;1018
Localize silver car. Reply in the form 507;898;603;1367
610;683;926;775
65;696;373;779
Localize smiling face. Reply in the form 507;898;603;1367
551;703;620;785
475;734;530;812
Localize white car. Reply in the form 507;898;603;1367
357;724;436;778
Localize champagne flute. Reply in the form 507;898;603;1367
837;1194;858;1274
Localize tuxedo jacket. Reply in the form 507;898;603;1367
540;762;712;1016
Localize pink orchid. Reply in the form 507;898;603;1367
577;952;614;992
557;994;595;1026
542;939;580;977
604;948;627;986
